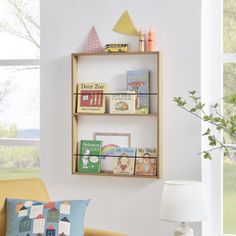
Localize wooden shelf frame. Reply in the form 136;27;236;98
72;171;159;179
72;51;159;57
73;112;158;117
71;51;162;178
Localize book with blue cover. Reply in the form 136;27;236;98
127;69;150;114
113;147;136;175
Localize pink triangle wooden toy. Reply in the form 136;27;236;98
82;26;104;53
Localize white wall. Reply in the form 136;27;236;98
40;0;202;235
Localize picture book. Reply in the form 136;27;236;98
77;82;107;113
113;147;136;175
109;91;135;114
78;140;102;173
135;148;157;176
127;69;150;114
100;143;119;173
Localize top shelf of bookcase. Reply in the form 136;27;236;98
72;51;160;57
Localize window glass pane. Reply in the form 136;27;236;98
0;0;39;59
223;63;236;144
0;66;40;137
224;157;236;234
224;0;236;53
0;145;39;179
223;63;236;235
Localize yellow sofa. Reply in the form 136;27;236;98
0;178;127;236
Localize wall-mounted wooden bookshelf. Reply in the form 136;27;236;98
71;51;162;178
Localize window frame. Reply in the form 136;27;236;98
0;59;40;149
0;0;40;166
201;0;236;236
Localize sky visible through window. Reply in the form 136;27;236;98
0;0;39;59
0;0;40;179
0;67;39;130
0;0;40;131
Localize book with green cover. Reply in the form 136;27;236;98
78;140;102;173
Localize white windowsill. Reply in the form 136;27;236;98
0;59;40;66
0;138;40;146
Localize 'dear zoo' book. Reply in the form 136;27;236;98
113;147;136;175
78;140;102;173
135;148;157;176
77;82;107;113
127;69;150;114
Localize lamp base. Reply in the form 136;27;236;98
174;222;194;236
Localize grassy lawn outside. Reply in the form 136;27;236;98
0;168;39;180
224;161;236;235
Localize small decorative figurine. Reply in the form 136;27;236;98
82;26;104;53
113;10;139;36
147;27;155;52
105;44;128;53
138;28;145;52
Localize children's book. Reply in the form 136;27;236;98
100;143;119;173
77;82;107;113
109;91;135;114
78;140;102;173
135;148;157;176
127;69;150;114
113;147;136;175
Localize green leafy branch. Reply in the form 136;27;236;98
173;90;236;160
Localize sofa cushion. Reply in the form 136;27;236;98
0;178;50;236
6;198;90;236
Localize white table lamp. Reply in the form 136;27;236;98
159;180;207;236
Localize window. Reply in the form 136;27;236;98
202;0;236;235
0;0;40;179
223;1;236;234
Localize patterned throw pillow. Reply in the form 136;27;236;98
6;198;90;236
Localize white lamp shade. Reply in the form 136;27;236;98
159;180;207;222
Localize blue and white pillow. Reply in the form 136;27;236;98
6;198;90;236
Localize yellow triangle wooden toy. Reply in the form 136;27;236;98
113;10;139;36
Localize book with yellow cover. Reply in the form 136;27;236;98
109;91;135;114
135;148;157;176
77;82;107;113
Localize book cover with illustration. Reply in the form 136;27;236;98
100;143;119;173
77;82;107;113
135;148;157;176
127;69;150;114
109;91;136;114
78;140;102;173
113;147;136;175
